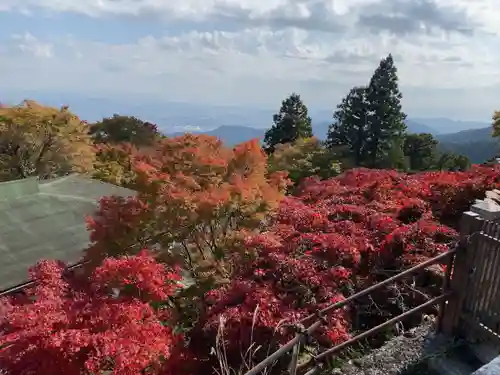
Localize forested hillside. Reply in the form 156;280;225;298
435;127;497;163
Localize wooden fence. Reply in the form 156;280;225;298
444;211;500;353
244;210;500;375
244;247;457;375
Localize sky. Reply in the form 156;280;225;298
1;0;500;121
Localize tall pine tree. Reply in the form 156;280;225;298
264;93;313;153
326;86;369;166
365;54;407;168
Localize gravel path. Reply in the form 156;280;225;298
327;319;452;375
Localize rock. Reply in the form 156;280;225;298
404;329;417;338
424;264;444;280
485;191;500;205
472;355;500;375
325;321;448;375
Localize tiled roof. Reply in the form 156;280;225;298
0;174;136;291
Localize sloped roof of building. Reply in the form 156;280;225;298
0;174;136;291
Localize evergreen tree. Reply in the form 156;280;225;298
365;54;407;168
435;152;471;171
89;114;161;147
403;133;438;171
264;93;313;153
453;154;471;171
326;86;369;166
383;137;408;170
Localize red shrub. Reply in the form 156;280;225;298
4;165;500;375
0;251;182;375
192;166;500;371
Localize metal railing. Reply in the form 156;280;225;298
0;230;172;298
4;213;494;375
0;260;89;298
244;248;457;375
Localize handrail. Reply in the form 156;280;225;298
297;248;455;326
243;247;457;375
298;293;450;373
0;261;89;297
0;236;458;375
0;230;172;298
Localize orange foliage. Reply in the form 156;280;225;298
86;134;289;277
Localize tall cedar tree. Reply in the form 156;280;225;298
365;54;407;168
90;114;161;147
490;110;500;162
326;86;369;166
264;93;313;153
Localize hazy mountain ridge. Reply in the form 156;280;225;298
413;117;491;134
3;91;488;133
3;92;495;161
168;120;497;164
169;125;266;146
436;126;498;163
435;126;491;143
168;120;440;145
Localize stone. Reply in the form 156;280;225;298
471;198;500;221
472;355;500;375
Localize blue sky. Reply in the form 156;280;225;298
1;0;500;121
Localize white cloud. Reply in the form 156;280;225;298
10;33;54;58
1;0;500;119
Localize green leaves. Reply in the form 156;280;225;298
264;93;313;154
327;86;369;166
365;54;407;168
89;114;161;147
403;133;439;171
326;54;407;169
269;137;342;186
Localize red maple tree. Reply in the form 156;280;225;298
85;134;289;278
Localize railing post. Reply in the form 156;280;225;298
288;341;301;375
440;211;484;336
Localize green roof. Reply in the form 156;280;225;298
0;174;136;291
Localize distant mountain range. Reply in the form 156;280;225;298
1;90;489;133
168;120;489;145
168;120;440;145
435;126;492;143
168;121;497;164
436;126;498;163
170;125;266;146
2;91;496;162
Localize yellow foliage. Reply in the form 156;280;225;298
93;143;138;187
0;100;95;181
269;137;341;184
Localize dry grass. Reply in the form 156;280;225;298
213;305;289;375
